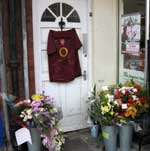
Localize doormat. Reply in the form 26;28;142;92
64;137;92;151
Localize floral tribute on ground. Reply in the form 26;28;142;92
100;81;149;125
20;94;65;151
88;80;149;126
113;81;149;124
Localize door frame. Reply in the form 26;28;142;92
32;0;93;94
145;0;149;86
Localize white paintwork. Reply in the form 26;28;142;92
32;0;92;131
92;0;118;86
146;0;149;40
145;0;150;84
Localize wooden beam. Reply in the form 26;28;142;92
21;0;29;98
9;0;19;96
26;0;36;95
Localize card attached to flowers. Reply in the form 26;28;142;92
122;103;128;109
15;128;32;146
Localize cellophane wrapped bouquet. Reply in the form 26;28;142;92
20;94;65;151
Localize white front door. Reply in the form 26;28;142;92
32;0;91;131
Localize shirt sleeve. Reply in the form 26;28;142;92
72;28;82;50
47;30;56;55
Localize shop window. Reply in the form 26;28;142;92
118;0;146;85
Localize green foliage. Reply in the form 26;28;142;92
88;84;101;125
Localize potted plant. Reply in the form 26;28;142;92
88;85;101;138
19;94;65;151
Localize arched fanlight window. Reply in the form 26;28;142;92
41;2;80;23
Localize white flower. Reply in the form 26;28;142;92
58;128;63;132
114;100;119;105
26;109;32;115
23;99;31;103
55;130;59;135
132;95;139;101
20;114;24;118
101;86;108;91
27;115;32;119
40;108;44;112
21;111;26;115
106;94;110;98
53;107;58;113
34;113;39;117
106;94;114;102
90;99;96;104
23;116;28;122
132;88;137;93
121;89;126;94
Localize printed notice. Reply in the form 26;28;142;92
15;128;32;146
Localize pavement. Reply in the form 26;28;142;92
63;128;150;151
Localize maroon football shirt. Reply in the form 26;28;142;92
47;28;82;82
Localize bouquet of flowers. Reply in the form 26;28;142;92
20;94;65;151
113;81;149;124
98;80;149;125
88;84;119;126
98;85;119;126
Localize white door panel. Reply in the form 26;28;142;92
33;0;90;131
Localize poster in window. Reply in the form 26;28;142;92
123;54;144;71
121;13;141;55
119;13;145;85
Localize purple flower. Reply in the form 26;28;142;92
31;101;43;107
31;101;44;112
44;96;54;105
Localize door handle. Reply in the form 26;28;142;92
83;33;88;57
82;70;87;80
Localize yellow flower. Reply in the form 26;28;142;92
31;94;44;101
101;105;111;114
110;111;114;115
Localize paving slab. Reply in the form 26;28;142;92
63;128;150;151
